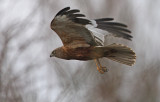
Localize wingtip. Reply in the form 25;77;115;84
55;7;70;16
65;6;70;10
95;18;114;22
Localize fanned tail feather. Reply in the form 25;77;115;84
104;43;136;66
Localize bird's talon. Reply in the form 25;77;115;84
95;59;108;74
97;68;105;74
102;67;109;72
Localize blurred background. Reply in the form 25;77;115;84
0;0;160;102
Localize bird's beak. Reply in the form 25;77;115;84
50;53;54;57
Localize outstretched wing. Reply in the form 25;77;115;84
92;18;132;40
51;7;132;48
50;7;97;48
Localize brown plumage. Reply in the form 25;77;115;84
50;7;136;74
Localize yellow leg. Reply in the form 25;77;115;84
94;59;108;74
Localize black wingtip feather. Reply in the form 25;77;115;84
55;7;70;16
97;23;131;33
54;7;91;25
95;18;114;22
65;9;80;15
98;22;127;27
106;29;133;40
96;20;132;40
72;14;85;18
73;18;91;25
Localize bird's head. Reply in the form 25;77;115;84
50;47;70;60
50;47;64;58
50;49;57;57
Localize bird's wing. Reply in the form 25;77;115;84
50;7;97;48
87;18;132;41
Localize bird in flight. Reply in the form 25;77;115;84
50;7;136;74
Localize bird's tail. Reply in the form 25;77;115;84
102;43;136;66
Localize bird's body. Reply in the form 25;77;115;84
52;44;135;66
50;7;136;73
52;46;103;60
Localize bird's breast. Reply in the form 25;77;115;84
65;47;94;60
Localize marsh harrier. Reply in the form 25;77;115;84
50;7;136;74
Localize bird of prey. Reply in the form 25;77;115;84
50;7;136;74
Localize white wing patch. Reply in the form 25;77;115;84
85;20;111;46
90;20;97;27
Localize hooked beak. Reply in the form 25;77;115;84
50;53;54;57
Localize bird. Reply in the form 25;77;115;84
50;7;136;74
